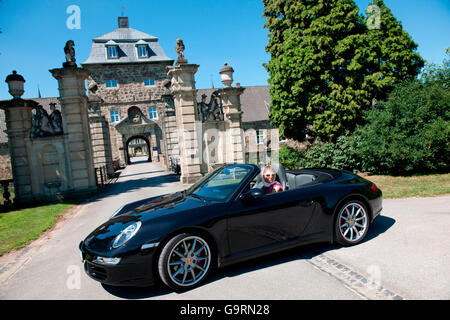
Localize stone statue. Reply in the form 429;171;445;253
49;103;63;135
175;39;187;64
127;107;143;124
63;40;76;67
30;105;55;138
198;91;224;122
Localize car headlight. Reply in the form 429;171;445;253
112;221;142;248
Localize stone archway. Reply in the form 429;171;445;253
125;135;151;164
114;106;159;166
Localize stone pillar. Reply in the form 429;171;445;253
219;87;245;163
88;97;114;178
167;63;202;184
49;67;97;193
0;98;37;204
161;93;179;168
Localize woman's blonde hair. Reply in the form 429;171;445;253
263;166;275;175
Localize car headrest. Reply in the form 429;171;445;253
271;163;288;190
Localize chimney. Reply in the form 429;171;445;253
118;17;129;28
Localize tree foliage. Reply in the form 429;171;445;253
263;0;424;142
353;54;450;175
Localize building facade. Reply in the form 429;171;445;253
81;16;280;174
0;16;280;191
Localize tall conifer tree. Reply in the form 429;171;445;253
263;0;424;142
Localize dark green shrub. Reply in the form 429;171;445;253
279;136;361;171
279;145;303;170
353;79;449;175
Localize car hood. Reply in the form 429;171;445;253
83;191;208;254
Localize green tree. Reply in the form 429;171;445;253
363;0;424;102
353;75;449;175
263;0;424;142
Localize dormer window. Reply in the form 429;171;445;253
144;78;155;86
106;45;118;59
106;80;118;88
137;45;148;58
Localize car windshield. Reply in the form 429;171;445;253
186;165;252;202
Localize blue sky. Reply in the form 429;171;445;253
0;0;449;100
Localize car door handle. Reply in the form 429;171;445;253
299;200;314;207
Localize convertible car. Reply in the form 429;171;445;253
79;163;382;291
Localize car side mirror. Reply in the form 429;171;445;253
240;188;265;201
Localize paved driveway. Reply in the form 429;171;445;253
0;161;449;300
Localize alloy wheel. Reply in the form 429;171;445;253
166;235;211;287
337;202;369;244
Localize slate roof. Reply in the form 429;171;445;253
197;85;271;123
93;28;158;42
82;19;173;65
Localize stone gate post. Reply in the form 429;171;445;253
217;63;245;164
0;95;36;204
167;43;203;184
49;67;97;193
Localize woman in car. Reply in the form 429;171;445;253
261;166;283;194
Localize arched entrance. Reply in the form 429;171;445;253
114;106;161;167
125;135;151;164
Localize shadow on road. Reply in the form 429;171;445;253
86;172;183;204
100;214;396;299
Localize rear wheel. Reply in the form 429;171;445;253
157;233;213;291
335;200;370;246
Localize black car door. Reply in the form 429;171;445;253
226;187;316;257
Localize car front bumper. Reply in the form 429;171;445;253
79;241;158;287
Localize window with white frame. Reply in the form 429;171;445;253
144;78;155;86
137;45;148;58
256;129;265;145
110;110;120;123
148;107;158;119
106;80;118;88
106;45;118;59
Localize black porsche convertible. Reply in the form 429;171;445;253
79;163;382;290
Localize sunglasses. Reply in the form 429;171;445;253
264;173;276;177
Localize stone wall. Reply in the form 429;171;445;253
0;143;12;180
85;62;171;103
84;61;172;166
243;121;280;165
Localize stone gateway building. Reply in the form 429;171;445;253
0;16;280;203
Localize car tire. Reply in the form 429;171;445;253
157;233;213;291
334;200;370;246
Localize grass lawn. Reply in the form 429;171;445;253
0;202;77;256
359;173;450;199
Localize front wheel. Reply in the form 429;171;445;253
157;233;213;291
335;200;370;246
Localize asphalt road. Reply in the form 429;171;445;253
0;161;449;300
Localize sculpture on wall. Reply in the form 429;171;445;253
30;104;64;138
49;103;63;135
63;40;76;67
31;105;54;138
127;106;143;124
198;91;224;122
